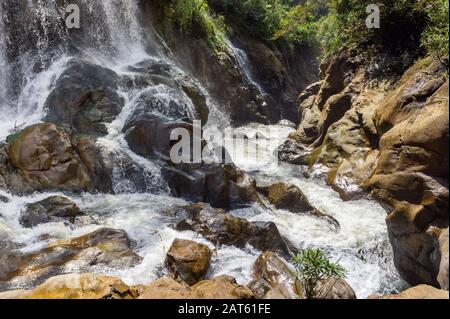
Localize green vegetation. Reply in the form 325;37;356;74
418;0;449;60
162;0;449;59
161;0;227;52
292;248;347;299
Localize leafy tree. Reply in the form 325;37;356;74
292;248;347;299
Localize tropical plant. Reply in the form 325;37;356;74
292;248;347;299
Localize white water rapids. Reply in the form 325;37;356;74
0;0;405;298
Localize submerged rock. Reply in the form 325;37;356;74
169;203;297;258
0;228;142;289
164;163;262;210
138;275;254;299
248;252;303;299
20;196;86;228
166;238;212;285
259;182;340;230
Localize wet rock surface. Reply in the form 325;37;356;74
45;59;124;136
0;228;142;290
169;203;298;258
20;196;86;228
163;163;262;210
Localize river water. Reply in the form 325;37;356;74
0;0;404;298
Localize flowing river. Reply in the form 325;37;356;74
0;0;405;298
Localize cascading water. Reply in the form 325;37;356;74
0;0;404;298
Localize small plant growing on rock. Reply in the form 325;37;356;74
292;248;347;299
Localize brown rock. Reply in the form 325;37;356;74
6;123;91;193
315;278;357;299
19;196;84;228
0;273;137;299
375;285;449;299
0;228;142;289
248;252;303;299
261;182;340;229
164;163;262;210
138;275;254;299
171;203;297;258
166;238;212;285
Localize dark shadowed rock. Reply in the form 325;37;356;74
45;59;124;136
169;203;297;258
19;196;94;228
163;163;261;210
124;114;196;161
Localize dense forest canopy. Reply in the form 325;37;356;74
158;0;449;59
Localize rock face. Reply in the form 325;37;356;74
170;203;297;258
138;275;254;299
44;59;124;136
0;123;112;194
366;61;449;288
20;196;85;228
0;228;142;290
248;252;303;299
259;182;340;229
0;273;139;299
166;238;212;285
164;163;261;210
373;285;449;299
285;52;449;290
142;1;316;126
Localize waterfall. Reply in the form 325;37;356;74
0;1;403;298
228;40;267;96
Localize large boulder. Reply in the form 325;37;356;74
248;252;303;299
0;123;112;194
138;275;254;299
166;238;212;285
6;123;91;193
124;57;210;124
124;114;196;161
19;196;89;228
0;228;142;290
169;203;297;258
0;273;139;299
163;163;261;210
44;59;124;136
